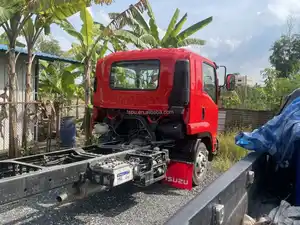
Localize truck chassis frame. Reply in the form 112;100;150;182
0;142;171;205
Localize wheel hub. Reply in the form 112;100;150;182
195;151;207;177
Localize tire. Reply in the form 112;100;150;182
209;138;219;161
192;140;209;186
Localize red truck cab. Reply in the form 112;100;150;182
93;48;234;187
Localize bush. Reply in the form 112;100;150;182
212;128;249;172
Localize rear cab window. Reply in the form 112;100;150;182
110;60;160;90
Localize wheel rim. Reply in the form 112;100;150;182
194;151;207;178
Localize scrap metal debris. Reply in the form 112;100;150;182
243;200;300;225
242;214;271;225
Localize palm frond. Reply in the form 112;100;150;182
113;29;149;49
170;13;187;38
108;12;119;20
0;0;23;25
143;0;159;41
49;2;86;20
139;33;158;47
93;0;113;4
161;8;180;45
177;38;206;47
80;7;93;47
107;0;148;30
177;16;213;41
58;20;85;46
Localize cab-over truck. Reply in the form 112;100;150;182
0;48;235;206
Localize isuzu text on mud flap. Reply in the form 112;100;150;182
165;176;189;185
163;160;194;190
0;48;236;205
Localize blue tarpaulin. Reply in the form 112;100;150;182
235;97;300;167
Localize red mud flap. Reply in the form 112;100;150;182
163;160;193;190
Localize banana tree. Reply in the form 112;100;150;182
21;17;50;151
39;61;78;103
58;8;105;145
1;11;34;158
74;85;84;120
109;0;213;48
35;35;63;55
94;22;149;50
0;32;25;47
0;1;82;157
0;0;116;158
60;63;85;123
58;4;148;144
20;2;91;151
39;60;80;139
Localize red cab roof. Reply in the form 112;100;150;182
102;48;214;65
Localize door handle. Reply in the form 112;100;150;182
202;107;205;120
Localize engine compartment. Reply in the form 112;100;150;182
93;109;186;146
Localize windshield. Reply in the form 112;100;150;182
110;60;160;90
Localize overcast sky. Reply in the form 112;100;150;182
50;0;300;84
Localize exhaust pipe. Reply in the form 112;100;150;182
56;192;68;203
56;186;77;203
56;182;107;203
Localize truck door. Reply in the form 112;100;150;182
200;61;218;147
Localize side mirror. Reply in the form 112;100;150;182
225;74;236;91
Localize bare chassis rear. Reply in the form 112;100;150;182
0;142;171;205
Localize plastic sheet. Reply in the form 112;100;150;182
243;200;300;225
235;97;300;167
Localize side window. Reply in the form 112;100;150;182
202;62;217;103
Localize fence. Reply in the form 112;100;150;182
0;101;40;156
0;101;87;157
0;104;275;157
60;104;86;119
218;108;275;132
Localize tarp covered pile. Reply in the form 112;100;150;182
235;97;300;168
236;89;300;225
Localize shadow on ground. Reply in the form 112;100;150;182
0;182;185;225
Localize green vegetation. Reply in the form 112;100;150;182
109;5;212;48
217;17;300;171
1;0;296;170
222;69;300;112
0;0;213;157
213;130;248;172
222;18;300;112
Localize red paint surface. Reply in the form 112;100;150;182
94;48;219;152
163;161;193;190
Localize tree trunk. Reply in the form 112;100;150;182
76;96;79;119
22;48;33;152
54;101;60;149
84;59;92;145
8;49;18;158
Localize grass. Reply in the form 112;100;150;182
212;128;250;172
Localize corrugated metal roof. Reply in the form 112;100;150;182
0;44;82;64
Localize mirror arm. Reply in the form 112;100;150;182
218;65;227;87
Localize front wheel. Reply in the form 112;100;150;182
192;141;209;186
